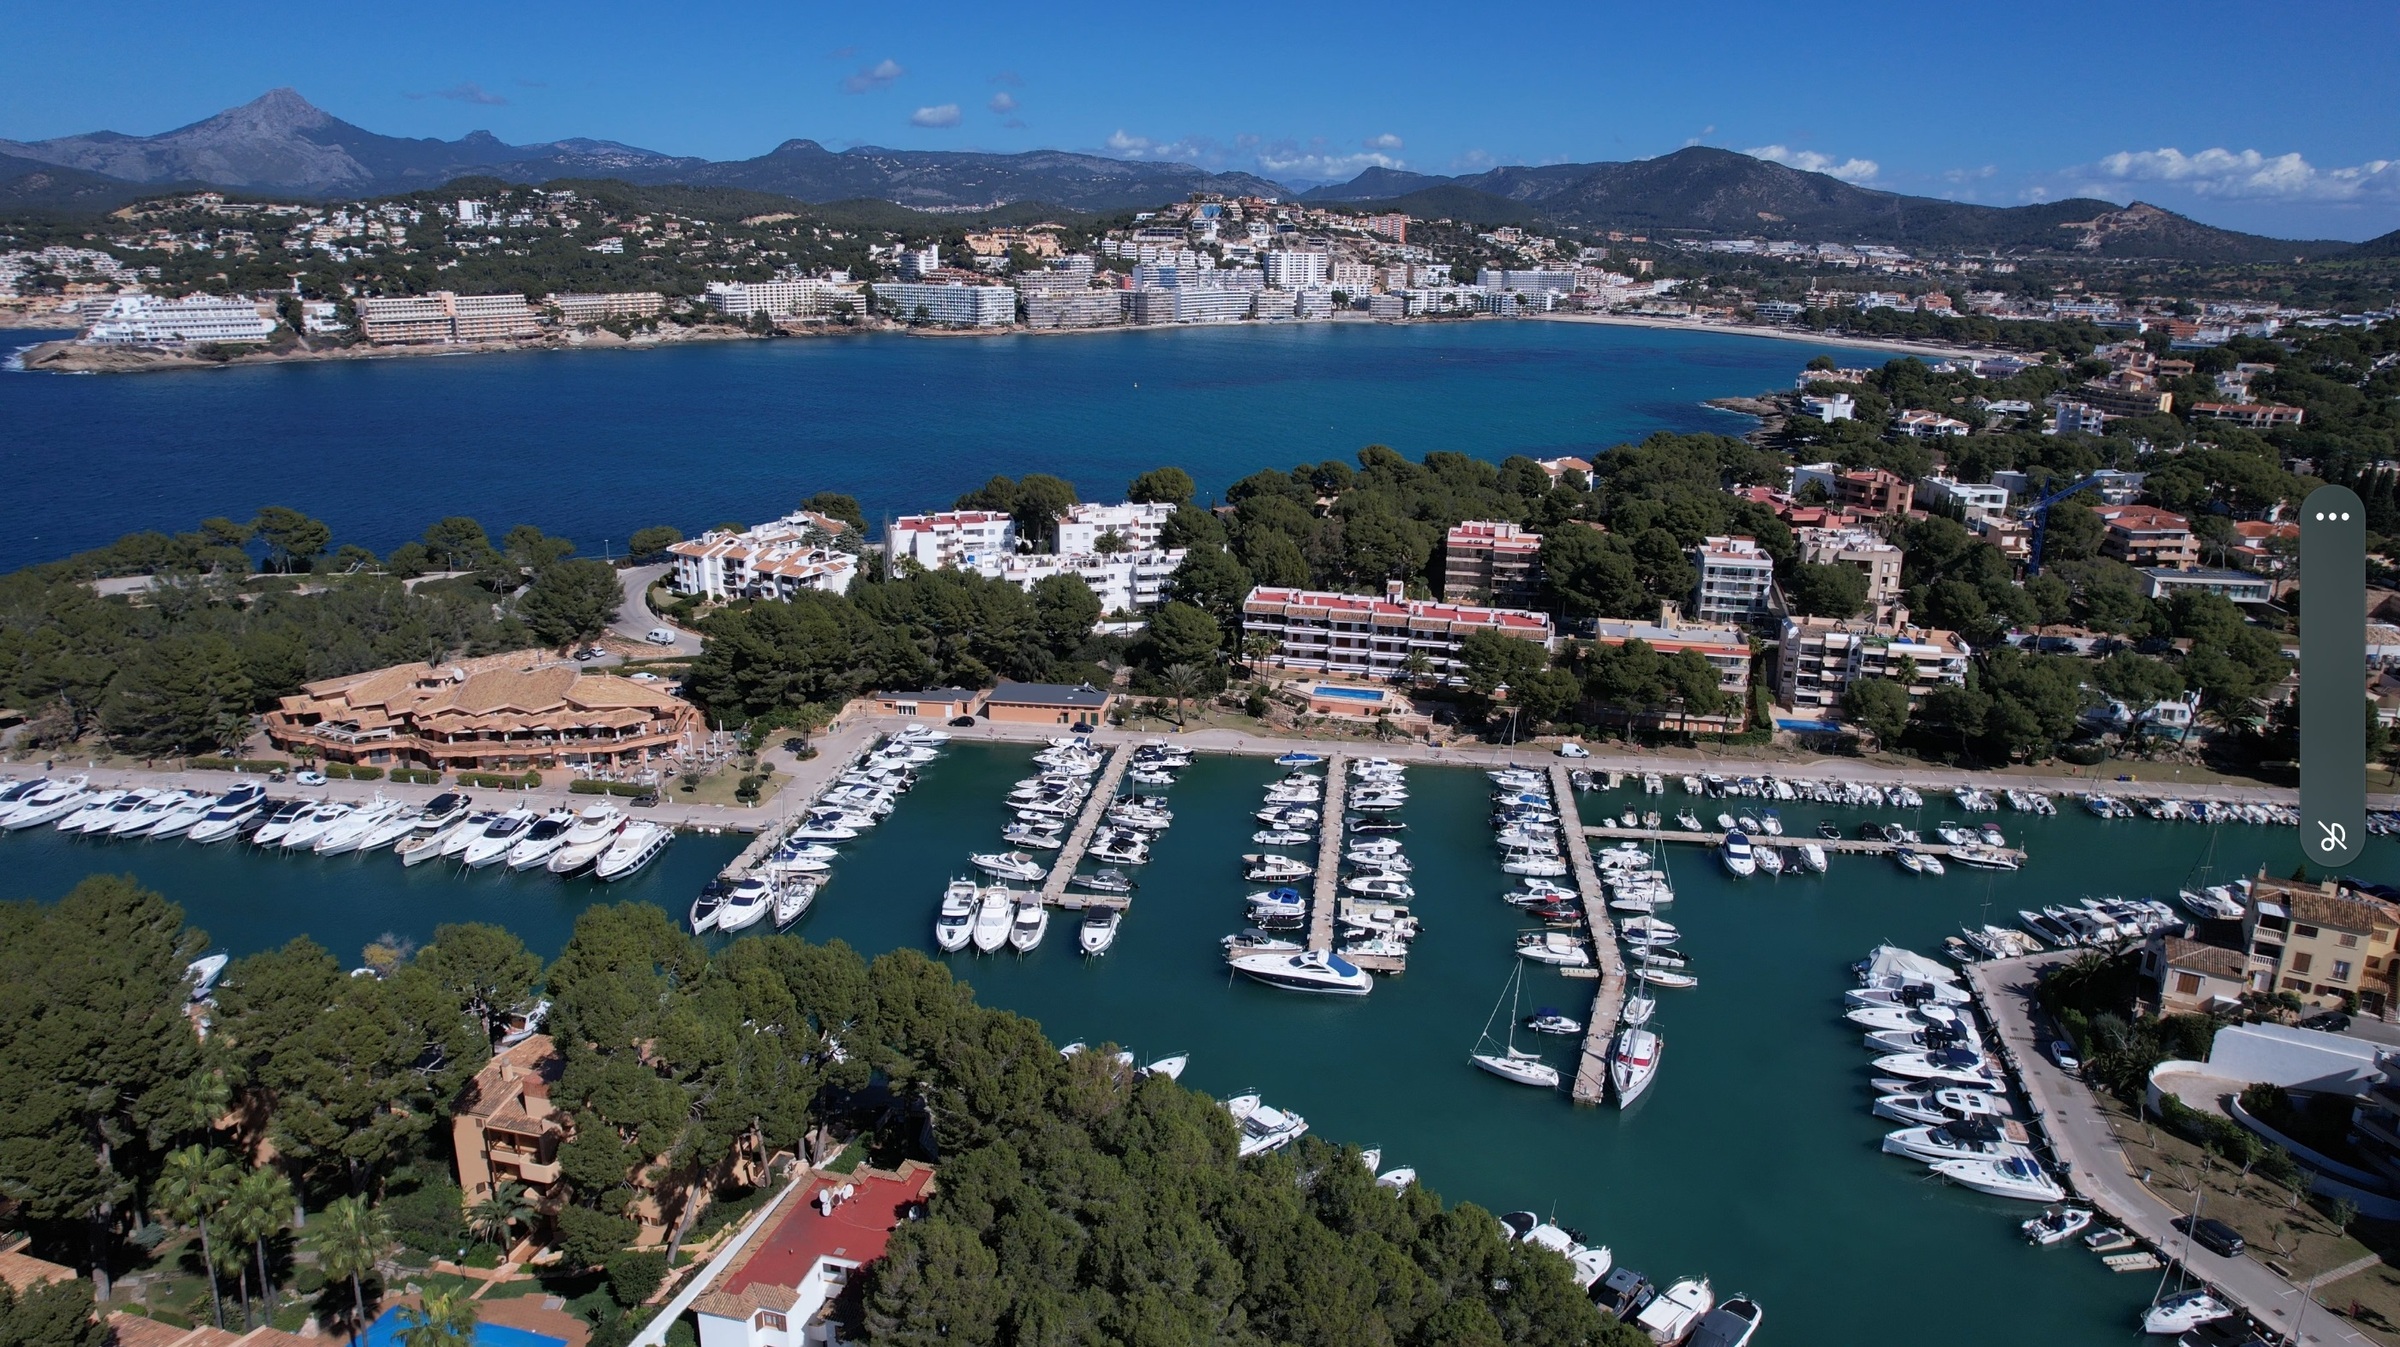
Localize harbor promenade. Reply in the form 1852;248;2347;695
1968;953;2376;1346
1554;764;1626;1106
1036;743;1134;909
1308;756;1348;950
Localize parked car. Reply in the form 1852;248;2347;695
949;715;977;728
2048;1040;2081;1072
2176;1216;2245;1258
574;647;603;661
645;627;677;645
630;792;661;808
295;769;327;786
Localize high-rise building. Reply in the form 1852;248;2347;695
1262;251;1330;289
355;291;540;344
1442;521;1543;607
874;281;1016;327
1689;535;1777;627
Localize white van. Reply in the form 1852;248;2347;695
645;627;676;645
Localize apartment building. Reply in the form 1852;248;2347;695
2097;505;2200;570
1242;581;1554;685
80;293;276;345
265;652;706;772
875;281;1016;327
703;279;863;319
995;549;1185;614
1689;535;1777;627
1918;476;2010;521
2242;873;2400;1014
887;510;1017;573
1587;605;1753;732
1799;392;1854;422
668;511;860;601
1057;501;1176;554
2192;402;2306;429
1019;286;1123;329
1441;521;1543;607
2075;380;2173;418
1328;260;1375;294
451;1035;567;1219
1795;527;1904;617
1775;614;1970;716
1789;465;1915;516
356;291;541;344
546;291;665;324
1262;250;1329;289
2048;400;2109;436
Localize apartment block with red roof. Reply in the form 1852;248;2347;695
692;1164;936;1347
2096;505;2200;571
1441;520;1543;607
2192;402;2305;430
1241;582;1553;685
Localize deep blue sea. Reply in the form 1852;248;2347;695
0;320;1866;571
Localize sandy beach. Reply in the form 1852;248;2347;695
1535;311;1989;362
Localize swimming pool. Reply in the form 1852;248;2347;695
362;1308;565;1347
1774;717;1842;733
1312;685;1387;702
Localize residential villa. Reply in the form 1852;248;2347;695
2242;873;2400;1015
264;652;707;773
2097;505;2200;571
669;510;860;601
692;1164;937;1347
451;1034;568;1221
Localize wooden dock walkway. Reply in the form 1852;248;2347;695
1038;743;1135;908
1308;755;1348;949
1554;764;1625;1106
1580;823;2026;864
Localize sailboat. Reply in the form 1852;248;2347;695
1471;964;1561;1088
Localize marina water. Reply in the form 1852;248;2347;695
0;321;1867;571
9;743;2388;1344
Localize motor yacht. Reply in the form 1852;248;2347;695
1228;948;1373;996
3;778;92;830
970;890;1013;953
1795;843;1828;874
55;789;127;833
1253;828;1313;846
1864;1021;1983;1055
1846;980;1971;1010
1685;1295;1761;1347
309;798;402;855
1223;929;1303;956
119;789;209;837
1881;1117;2029;1165
594;821;671;881
1754;845;1784;876
1517;931;1592;967
1244;853;1312;883
1526;1007;1583;1035
352;803;425;855
184;785;269;843
1002;822;1066;850
1634;1278;1713;1344
1248;887;1307;921
774;875;817;928
2021;1206;2093;1247
933;878;977;951
1223;1094;1309;1156
546;805;627;873
1517;877;1577;902
185;953;229;1002
1848;1002;1976;1036
425;810;490;860
1088;834;1150;866
1139;1053;1187;1080
1079;906;1120;957
1611;1026;1662;1106
1070;868;1136;894
715;876;775;933
1873;1087;2005;1128
1008;898;1049;952
499;808;577;870
689;880;726;934
74;788;158;834
460;808;537;867
1720;830;1756;877
1872;1046;1998;1087
1503;852;1570;878
1930;1153;2064;1202
2177;886;2246;921
1343;873;1414;901
2141;1288;2233;1336
971;851;1047;883
276;800;354;850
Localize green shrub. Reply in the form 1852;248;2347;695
606;1250;668;1307
382;1179;466;1257
458;771;542;790
570;779;606;794
688;1186;768;1240
294;1267;326;1295
2060;742;2107;766
389;767;442;785
321;762;385;781
554;1206;636;1272
187;756;292;773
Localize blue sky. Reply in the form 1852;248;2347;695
6;0;2396;240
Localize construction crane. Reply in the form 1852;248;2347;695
2025;474;2108;575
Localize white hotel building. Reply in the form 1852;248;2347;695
81;294;276;346
666;510;860;600
1057;501;1176;553
887;510;1018;573
873;281;1016;327
998;549;1186;615
703;279;863;319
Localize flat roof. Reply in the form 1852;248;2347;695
987;680;1112;708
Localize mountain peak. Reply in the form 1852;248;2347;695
224;87;332;131
769;138;828;156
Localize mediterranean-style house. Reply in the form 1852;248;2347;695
264;651;705;773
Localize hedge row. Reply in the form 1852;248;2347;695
388;768;442;785
187;756;291;773
458;771;542;790
323;763;383;781
570;779;654;797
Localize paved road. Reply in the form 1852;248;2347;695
611;563;702;656
1970;954;2376;1346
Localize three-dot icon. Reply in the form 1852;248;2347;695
2315;512;2351;521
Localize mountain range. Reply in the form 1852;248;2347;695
0;89;2364;260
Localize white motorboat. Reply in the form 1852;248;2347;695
1139;1054;1187;1080
1008;899;1050;952
185;952;229;1002
690;882;725;935
1930;1153;2064;1202
1228;948;1373;996
1248;886;1307;921
1253;828;1313;846
1881;1118;2029;1165
54;788;128;833
1344;874;1414;901
1471;964;1562;1089
1002;823;1066;850
1079;906;1121;957
1633;1277;1712;1344
3;778;92;830
1223;1093;1310;1157
1611;1026;1662;1106
2021;1206;2093;1246
503;808;581;870
1719;830;1757;877
715;875;775;932
2142;1288;2234;1336
788;821;859;842
410;790;472;832
75;788;160;834
148;792;220;839
546;805;626;873
971;890;1013;953
1873;1088;2005;1128
1754;844;1784;876
595;821;671;880
1795;843;1828;874
1895;847;1928;875
1517;931;1593;967
1502;852;1570;878
313;799;405;855
1375;1167;1417;1190
278;800;355;850
1622;986;1658;1026
436;810;497;858
933;878;977;951
117;789;205;837
1685;1294;1762;1347
1244;853;1313;883
460;807;536;867
351;804;424;855
971;851;1047;882
774;875;817;928
1622;915;1679;943
1846;979;1971;1009
184;785;269;843
1525;1007;1584;1035
1872;1047;1998;1087
246;797;309;846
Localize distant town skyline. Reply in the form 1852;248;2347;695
6;0;2396;240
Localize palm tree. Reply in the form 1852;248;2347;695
179;1070;232;1146
395;1288;477;1347
309;1195;391;1343
155;1146;239;1329
465;1181;534;1251
226;1168;293;1327
1161;663;1204;728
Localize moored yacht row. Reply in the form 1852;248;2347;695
1224;755;1383;997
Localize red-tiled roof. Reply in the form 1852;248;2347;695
723;1166;937;1297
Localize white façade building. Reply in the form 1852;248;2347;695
873;281;1015;327
666;510;859;600
997;549;1187;615
81;294;276;345
1056;501;1176;554
887;510;1018;573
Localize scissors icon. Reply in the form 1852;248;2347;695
2319;820;2349;855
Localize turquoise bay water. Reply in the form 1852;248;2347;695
0;321;1865;571
10;745;2391;1345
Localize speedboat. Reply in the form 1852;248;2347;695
690;879;726;934
1930;1153;2064;1202
2021;1206;2093;1247
184;784;269;843
1344;874;1414;901
1526;1007;1583;1035
715;876;775;932
933;879;976;951
1881;1118;2028;1165
1503;852;1570;878
1070;868;1135;894
1754;845;1783;876
278;800;355;850
1611;1027;1661;1106
2142;1288;2234;1336
971;851;1047;883
1686;1295;1761;1347
115;789;203;837
1254;828;1314;846
1248;887;1307;921
1008;899;1050;952
68;788;151;834
594;821;671;880
1873;1047;1998;1087
1720;830;1756;877
1244;853;1312;883
1138;1054;1188;1081
1079;906;1120;957
1873;1088;2004;1128
1223;1093;1309;1157
313;799;406;855
245;797;308;847
546;805;626;873
504;808;582;870
185;953;230;1002
461;808;536;867
1517;931;1592;967
971;890;1013;953
1003;822;1066;850
1795;843;1828;874
351;803;424;855
1228;948;1373;996
1895;847;1928;875
1633;1277;1712;1345
1274;751;1323;767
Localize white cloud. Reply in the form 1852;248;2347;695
909;104;961;129
840;58;903;94
2079;146;2398;202
1744;144;1879;183
1102;130;1219;163
988;91;1018;114
1364;133;1404;152
1944;165;1997;183
1254;136;1403;181
1106;129;1154;154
